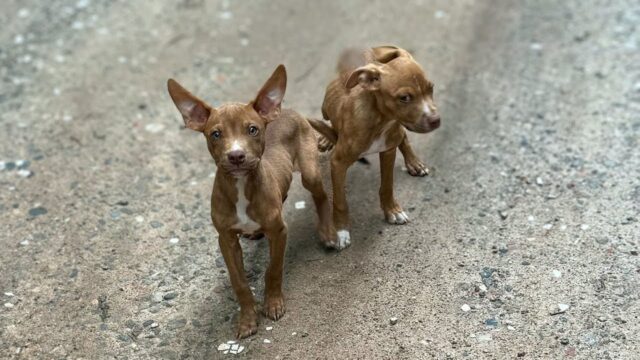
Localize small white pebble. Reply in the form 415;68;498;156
580;224;589;230
18;8;30;18
230;344;239;351
552;270;562;278
527;215;535;222
14;34;25;45
536;177;544;186
4;292;15;297
71;21;85;30
291;332;297;336
226;340;237;344
294;201;306;210
461;304;471;312
19;240;29;246
266;326;273;331
217;343;230;351
558;303;570;312
150;322;159;328
530;42;543;51
218;11;233;19
543;223;553;230
507;325;515;331
263;339;271;344
478;284;487;292
169;238;179;244
17;169;32;178
144;123;165;133
4;303;14;308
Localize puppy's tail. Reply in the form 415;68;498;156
307;118;338;153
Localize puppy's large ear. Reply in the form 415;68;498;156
372;45;411;63
345;64;382;91
253;64;287;122
167;79;212;132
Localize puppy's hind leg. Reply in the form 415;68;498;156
298;147;338;249
399;134;429;177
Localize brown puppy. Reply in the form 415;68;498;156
167;65;336;338
309;45;440;249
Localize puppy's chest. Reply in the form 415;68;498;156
360;122;396;157
231;177;261;233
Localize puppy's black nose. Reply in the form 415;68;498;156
429;115;441;128
227;150;246;165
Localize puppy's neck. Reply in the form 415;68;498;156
216;160;266;195
357;91;393;126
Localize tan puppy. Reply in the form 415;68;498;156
167;65;336;338
309;45;440;249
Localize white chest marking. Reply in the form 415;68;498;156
361;122;394;157
233;177;260;232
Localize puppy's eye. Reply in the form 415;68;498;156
399;95;412;103
211;130;221;140
248;125;259;137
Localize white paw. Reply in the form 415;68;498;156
417;168;429;176
336;229;351;250
386;211;409;225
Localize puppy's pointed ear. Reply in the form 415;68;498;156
345;64;382;91
253;65;287;122
167;79;212;132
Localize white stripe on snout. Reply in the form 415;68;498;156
422;101;432;116
230;140;244;151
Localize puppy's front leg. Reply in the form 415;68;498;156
218;231;258;338
399;134;429;177
379;147;409;224
330;151;357;248
263;221;287;320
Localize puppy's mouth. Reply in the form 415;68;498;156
402;116;441;133
221;160;259;177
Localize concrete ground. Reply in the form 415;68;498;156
1;0;639;359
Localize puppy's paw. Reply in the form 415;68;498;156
318;136;334;152
263;293;286;321
405;159;430;177
319;228;342;250
235;310;258;339
330;229;351;250
385;209;409;225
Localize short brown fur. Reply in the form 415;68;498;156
168;65;336;338
309;45;441;248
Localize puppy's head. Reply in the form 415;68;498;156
167;65;287;177
345;45;440;133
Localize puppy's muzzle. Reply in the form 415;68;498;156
227;150;246;165
405;114;441;133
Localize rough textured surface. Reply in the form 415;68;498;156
1;0;639;359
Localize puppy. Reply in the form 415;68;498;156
168;65;336;338
309;45;441;249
